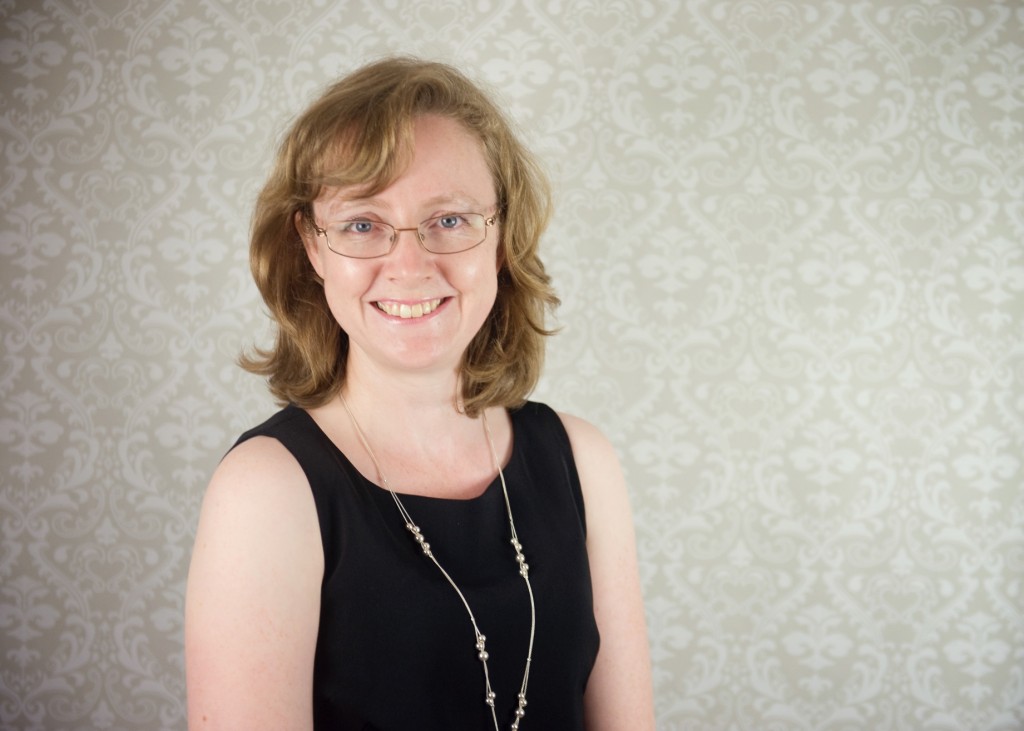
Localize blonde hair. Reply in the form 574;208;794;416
241;57;558;416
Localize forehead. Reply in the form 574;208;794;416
318;115;495;214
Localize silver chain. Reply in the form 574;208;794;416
340;395;536;730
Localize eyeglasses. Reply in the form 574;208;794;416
310;212;497;259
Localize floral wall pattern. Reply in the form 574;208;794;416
1;0;1022;729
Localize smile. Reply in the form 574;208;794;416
375;298;445;319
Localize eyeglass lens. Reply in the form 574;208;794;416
321;213;491;258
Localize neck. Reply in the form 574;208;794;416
342;378;469;447
343;349;465;420
324;354;509;499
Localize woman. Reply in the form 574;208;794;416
185;56;653;730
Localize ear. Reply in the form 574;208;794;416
296;209;326;280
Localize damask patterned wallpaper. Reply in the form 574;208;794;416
1;0;1022;729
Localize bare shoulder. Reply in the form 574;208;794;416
186;435;322;729
555;410;656;730
556;411;625;496
556;410;609;446
203;435;314;510
192;435;323;561
561;409;614;454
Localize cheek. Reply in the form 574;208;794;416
320;283;348;330
478;265;500;317
320;263;375;315
465;256;499;298
479;242;502;282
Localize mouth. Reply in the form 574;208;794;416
374;298;445;319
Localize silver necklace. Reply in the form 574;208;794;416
340;395;536;730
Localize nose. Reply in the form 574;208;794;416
389;227;425;251
384;226;433;277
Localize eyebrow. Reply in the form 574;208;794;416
325;191;492;216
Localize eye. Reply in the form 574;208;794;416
340;219;378;235
436;215;464;229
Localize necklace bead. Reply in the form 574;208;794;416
341;395;536;730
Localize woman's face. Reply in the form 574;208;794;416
303;114;500;381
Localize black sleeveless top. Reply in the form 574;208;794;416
236;401;600;730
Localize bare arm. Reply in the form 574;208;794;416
560;413;655;730
185;436;323;730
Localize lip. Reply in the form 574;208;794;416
372;297;449;320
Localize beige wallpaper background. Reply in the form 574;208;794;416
2;0;1023;729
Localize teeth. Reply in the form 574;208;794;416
376;298;442;319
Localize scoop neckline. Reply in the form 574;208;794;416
293;404;518;504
